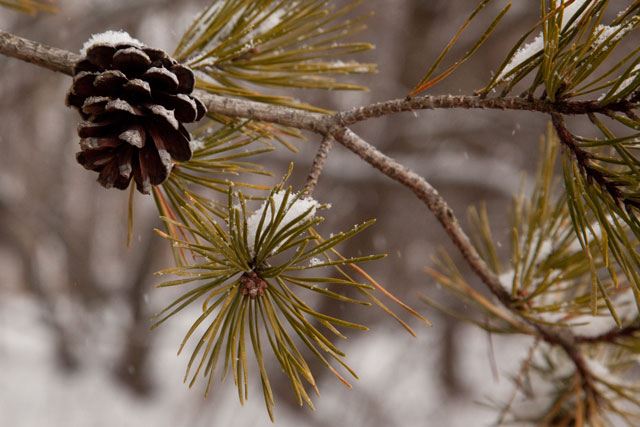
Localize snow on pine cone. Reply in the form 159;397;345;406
66;31;206;194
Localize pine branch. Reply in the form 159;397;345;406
336;95;638;124
0;31;79;74
3;30;637;127
0;29;626;418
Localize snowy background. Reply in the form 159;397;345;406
0;1;620;426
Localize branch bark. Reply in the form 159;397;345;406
0;30;80;75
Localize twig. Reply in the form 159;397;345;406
496;339;540;425
328;126;514;306
305;134;334;196
575;323;640;344
552;112;627;207
335;96;637;125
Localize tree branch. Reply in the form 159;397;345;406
0;30;610;416
329;126;514;306
335;95;638;125
0;30;80;75
2;30;635;127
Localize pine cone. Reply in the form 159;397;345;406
67;36;206;194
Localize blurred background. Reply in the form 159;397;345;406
0;1;569;426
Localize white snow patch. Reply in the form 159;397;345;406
308;257;322;267
584;358;612;379
567;289;637;337
536;310;568;324
498;34;544;81
499;269;515;292
247;8;286;40
594;23;628;46
570;312;618;336
81;30;143;55
188;138;205;152
562;0;589;29
614;64;640;96
537;237;553;261
522;230;554;268
505;346;574;419
569;220;603;251
498;0;589;81
246;190;322;256
612;288;639;322
584;357;635;389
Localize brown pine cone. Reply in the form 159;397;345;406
67;33;206;194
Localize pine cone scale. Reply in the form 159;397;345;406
118;124;146;148
93;70;128;92
117;146;133;181
147;120;191;162
71;72;100;98
113;47;151;75
142;67;179;92
85;44;116;69
78;120;121;139
155;92;198;123
171;64;195;93
68;33;207;194
98;161;120;188
146;104;179;129
121;79;152;101
80;137;121;151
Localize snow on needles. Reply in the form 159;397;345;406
498;34;544;81
80;30;143;55
498;0;589;81
246;190;322;256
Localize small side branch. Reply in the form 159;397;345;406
305;134;334;196
335;95;637;125
328;126;515;307
197;93;330;132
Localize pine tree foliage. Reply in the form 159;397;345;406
411;0;640;320
424;127;640;425
414;1;640;423
491;0;640;320
4;0;640;424
137;0;428;419
152;177;387;419
174;0;376;112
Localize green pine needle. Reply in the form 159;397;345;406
174;0;376;112
152;175;387;417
